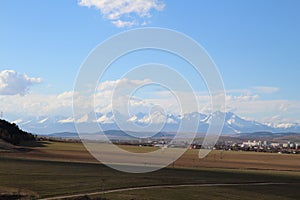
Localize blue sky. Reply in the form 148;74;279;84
0;0;300;125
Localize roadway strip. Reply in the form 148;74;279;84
40;182;286;200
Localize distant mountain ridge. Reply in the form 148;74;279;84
47;130;176;140
46;131;300;143
11;111;300;135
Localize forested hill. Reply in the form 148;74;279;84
0;119;35;145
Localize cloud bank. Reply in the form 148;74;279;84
0;70;42;96
78;0;165;27
1;76;298;125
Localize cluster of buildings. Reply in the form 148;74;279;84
213;140;300;154
112;137;300;154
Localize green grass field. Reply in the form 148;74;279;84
0;141;300;199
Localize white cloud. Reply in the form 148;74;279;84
97;78;151;91
78;0;165;27
0;70;42;95
1;77;300;126
0;91;75;118
112;19;136;28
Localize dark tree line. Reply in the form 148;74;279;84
0;119;35;145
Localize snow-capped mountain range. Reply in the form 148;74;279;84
11;111;300;135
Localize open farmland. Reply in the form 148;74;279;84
0;141;300;199
0;157;300;199
1;141;300;171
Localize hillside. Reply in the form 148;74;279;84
0;119;35;145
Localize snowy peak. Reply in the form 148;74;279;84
11;111;300;135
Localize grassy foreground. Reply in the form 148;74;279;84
103;184;300;200
0;141;300;199
0;157;300;199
